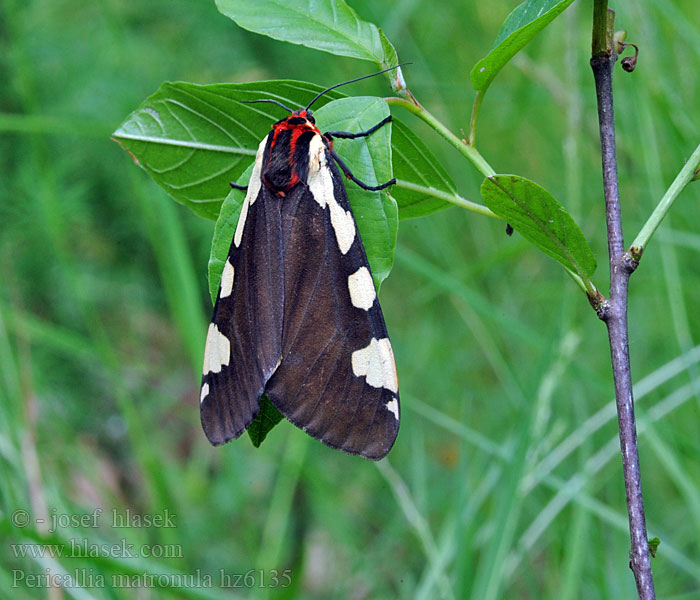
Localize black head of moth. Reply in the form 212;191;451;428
199;67;402;460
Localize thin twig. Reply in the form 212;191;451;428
393;179;497;218
590;4;656;599
628;142;700;259
384;97;496;177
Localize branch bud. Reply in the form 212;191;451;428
619;41;639;73
613;30;628;54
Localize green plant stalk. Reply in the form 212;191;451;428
468;89;485;146
629;142;700;259
386;97;496;177
394;179;497;218
591;1;612;56
564;267;595;297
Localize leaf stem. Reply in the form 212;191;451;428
385;97;496;178
568;268;598;298
564;267;594;297
393;179;497;218
591;2;656;598
628;142;700;260
468;90;485;146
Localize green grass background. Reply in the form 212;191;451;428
2;0;700;598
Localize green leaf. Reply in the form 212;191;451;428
391;120;456;219
246;395;284;447
378;29;400;72
113;80;346;221
113;79;407;226
470;0;575;93
481;175;596;279
648;537;661;558
216;0;398;70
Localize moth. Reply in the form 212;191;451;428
199;69;401;460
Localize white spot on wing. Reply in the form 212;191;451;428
307;135;356;254
386;397;399;420
307;137;332;211
202;323;231;375
329;202;356;254
220;259;235;298
234;137;266;247
351;338;398;393
200;382;209;404
348;266;376;310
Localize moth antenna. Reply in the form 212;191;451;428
305;63;411;110
241;99;295;113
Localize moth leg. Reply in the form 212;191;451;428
324;115;392;140
328;148;396;192
229;181;248;191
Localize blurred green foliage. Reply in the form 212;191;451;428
1;0;700;598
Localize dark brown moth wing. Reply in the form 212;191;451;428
264;150;399;460
200;139;285;444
